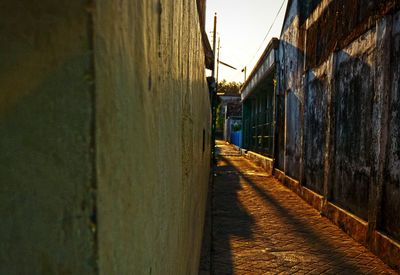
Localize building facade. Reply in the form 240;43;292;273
241;39;279;158
241;0;400;270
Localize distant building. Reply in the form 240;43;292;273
240;38;279;157
219;94;242;145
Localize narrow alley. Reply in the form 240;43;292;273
210;141;396;274
2;0;400;274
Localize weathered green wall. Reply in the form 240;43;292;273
0;0;211;274
0;1;96;274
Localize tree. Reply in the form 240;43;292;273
217;80;242;96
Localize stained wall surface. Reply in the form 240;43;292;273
278;0;400;241
277;0;303;180
304;70;328;195
331;32;375;220
381;10;400;242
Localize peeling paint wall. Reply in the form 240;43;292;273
279;0;400;243
277;0;304;179
381;10;400;242
331;31;375;220
0;0;211;274
304;68;329;195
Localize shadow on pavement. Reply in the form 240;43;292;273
216;155;363;273
211;148;254;274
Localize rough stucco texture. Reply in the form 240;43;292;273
95;1;211;274
0;0;210;274
0;1;96;274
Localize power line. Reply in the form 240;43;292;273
215;0;287;83
245;0;287;71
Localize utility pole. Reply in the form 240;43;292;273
210;14;218;275
211;13;218;162
212;13;217;79
216;37;220;87
241;66;247;82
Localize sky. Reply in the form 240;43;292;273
205;0;288;83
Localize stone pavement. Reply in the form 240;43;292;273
210;141;396;274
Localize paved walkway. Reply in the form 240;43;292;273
211;141;396;274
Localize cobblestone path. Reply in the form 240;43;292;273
211;141;396;274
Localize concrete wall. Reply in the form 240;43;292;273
278;0;400;254
95;0;211;274
0;0;211;274
278;0;304;180
271;0;400;269
331;32;375;220
381;9;400;243
0;2;96;274
303;66;329;195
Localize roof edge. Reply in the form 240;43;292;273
239;38;279;94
